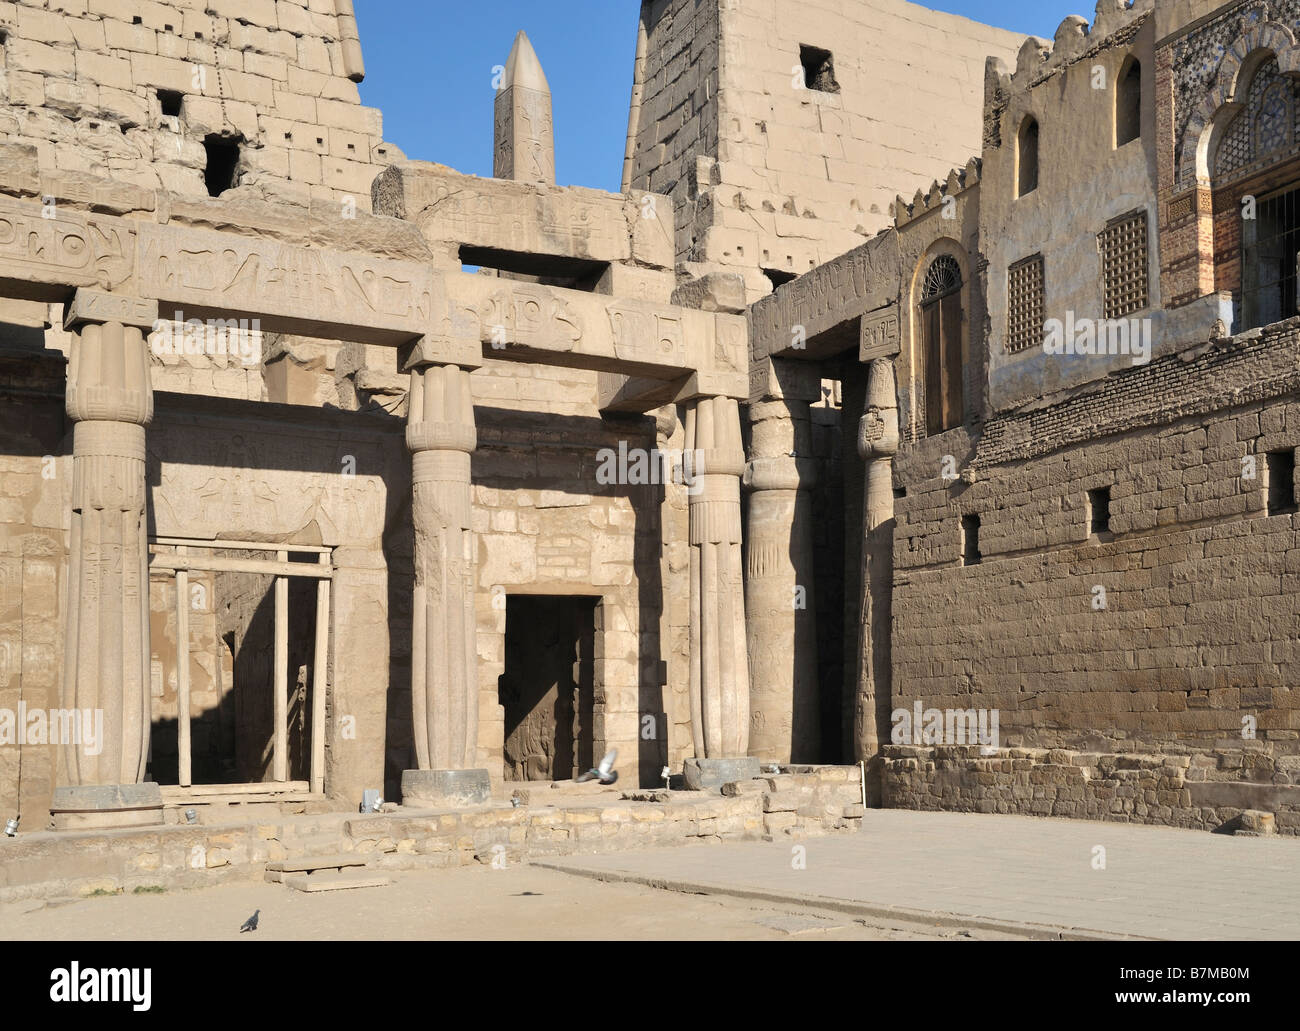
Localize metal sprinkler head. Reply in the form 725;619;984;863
4;816;18;837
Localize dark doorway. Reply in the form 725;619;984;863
500;595;597;781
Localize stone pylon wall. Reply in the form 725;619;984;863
629;0;1024;301
0;0;397;207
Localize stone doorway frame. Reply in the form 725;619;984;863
147;537;332;799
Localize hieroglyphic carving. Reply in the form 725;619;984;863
148;425;388;545
64;289;158;331
136;223;436;342
463;285;583;352
0;197;135;291
607;303;685;364
860;304;901;361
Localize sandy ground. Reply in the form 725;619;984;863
0;864;1006;941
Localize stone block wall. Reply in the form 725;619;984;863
632;0;1023;302
0;346;66;827
468;398;671;792
0;766;864;900
882;744;1300;835
0;0;398;208
891;318;1300;762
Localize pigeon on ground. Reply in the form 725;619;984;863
576;748;618;785
240;909;260;933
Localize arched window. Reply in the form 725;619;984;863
1017;116;1039;197
1212;56;1300;329
1116;57;1141;146
920;255;964;435
1214;56;1296;177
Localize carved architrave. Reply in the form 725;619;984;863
136;223;437;343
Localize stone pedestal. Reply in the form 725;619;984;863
685;396;750;759
407;363;480;772
744;361;821;763
854;359;899;779
400;768;492;808
50;783;164;831
57;296;160;823
683;756;761;792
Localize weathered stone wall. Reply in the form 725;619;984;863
142;400;404;806
892;318;1300;762
0;766;864;899
882;745;1300;835
470;400;670;792
0;0;398;207
0;346;65;827
628;0;721;271
632;0;1022;301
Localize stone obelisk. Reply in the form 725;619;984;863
495;31;555;184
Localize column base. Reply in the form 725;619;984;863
50;783;164;831
683;757;762;792
401;768;491;808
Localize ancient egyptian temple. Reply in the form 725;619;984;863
3;0;1300;868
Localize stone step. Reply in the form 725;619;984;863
281;870;392;893
266;853;368;875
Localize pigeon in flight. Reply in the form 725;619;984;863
576;748;618;785
240;909;260;933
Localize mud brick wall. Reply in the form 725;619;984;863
882;745;1300;835
892;320;1300;758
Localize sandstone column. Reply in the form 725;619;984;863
402;362;490;805
744;360;821;763
494;31;555;185
684;396;751;767
52;292;162;829
854;359;899;793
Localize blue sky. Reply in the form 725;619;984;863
355;1;1084;193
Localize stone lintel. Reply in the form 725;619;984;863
748;231;900;360
445;274;748;384
748;355;824;403
137;222;440;347
371;161;674;271
596;371;686;414
64;289;158;332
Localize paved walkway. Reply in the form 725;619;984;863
537;809;1300;940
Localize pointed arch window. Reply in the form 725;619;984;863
920;254;964;435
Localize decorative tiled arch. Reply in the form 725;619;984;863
1178;18;1300;181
